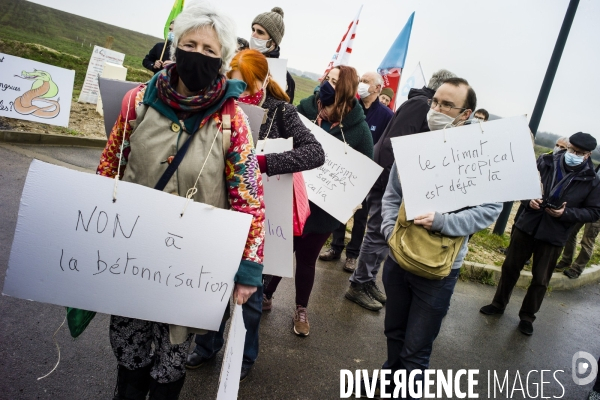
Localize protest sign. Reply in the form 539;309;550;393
238;102;267;145
299;114;383;223
3;160;252;331
256;138;294;277
0;53;75;128
78;46;125;104
98;78;140;137
266;58;288;91
216;304;246;400
391;115;542;220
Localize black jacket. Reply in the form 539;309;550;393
142;41;172;73
515;152;600;246
264;46;296;103
258;95;324;175
372;86;434;193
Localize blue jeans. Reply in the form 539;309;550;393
193;285;263;368
382;256;460;399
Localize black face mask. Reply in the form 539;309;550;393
319;80;336;106
175;47;222;92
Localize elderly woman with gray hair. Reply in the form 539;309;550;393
97;3;265;399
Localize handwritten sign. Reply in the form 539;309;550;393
2;160;252;331
216;304;246;400
257;138;294;277
266;58;288;92
238;102;267;145
391;115;542;220
0;53;75;128
299;114;383;224
78;46;125;104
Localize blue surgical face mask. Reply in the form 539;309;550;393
564;151;585;166
167;32;175;42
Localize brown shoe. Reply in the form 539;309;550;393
293;306;310;336
262;294;272;311
319;248;341;261
343;257;357;272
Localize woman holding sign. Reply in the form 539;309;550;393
96;4;265;399
263;65;373;337
187;48;324;379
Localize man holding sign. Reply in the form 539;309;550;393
375;78;502;395
481;132;600;336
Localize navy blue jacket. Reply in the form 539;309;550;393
360;97;393;145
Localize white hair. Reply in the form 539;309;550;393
363;71;383;86
170;1;237;74
427;69;456;91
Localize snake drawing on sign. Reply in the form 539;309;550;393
13;69;61;119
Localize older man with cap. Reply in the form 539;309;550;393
481;132;600;336
250;7;295;102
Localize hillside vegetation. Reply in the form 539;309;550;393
0;0;320;102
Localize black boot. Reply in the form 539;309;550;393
148;376;186;400
113;364;152;400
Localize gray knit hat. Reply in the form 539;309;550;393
252;7;285;46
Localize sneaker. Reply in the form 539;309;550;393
319;248;341;261
345;284;383;311
365;281;387;304
518;320;533;336
563;269;580;279
262;294;272;311
343;257;357;272
588;389;600;400
185;352;214;369
479;304;504;315
293;306;310;336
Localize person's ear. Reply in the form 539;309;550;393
462;110;472;121
376;84;382;94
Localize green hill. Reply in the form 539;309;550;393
0;0;161;97
0;0;320;102
291;74;318;106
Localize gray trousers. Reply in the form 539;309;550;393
557;220;600;275
349;188;389;284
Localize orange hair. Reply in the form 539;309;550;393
228;49;290;102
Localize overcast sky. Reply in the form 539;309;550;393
30;0;600;138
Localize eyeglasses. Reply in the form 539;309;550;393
567;146;589;157
427;98;466;113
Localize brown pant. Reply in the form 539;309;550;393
556;220;600;275
492;228;562;323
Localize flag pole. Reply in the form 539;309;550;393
159;38;169;62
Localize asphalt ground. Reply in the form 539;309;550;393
0;143;599;400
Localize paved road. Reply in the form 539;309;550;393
0;143;599;399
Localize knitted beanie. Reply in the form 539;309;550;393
381;87;395;99
252;7;285;46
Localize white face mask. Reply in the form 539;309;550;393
357;82;371;99
427;109;461;131
250;37;271;53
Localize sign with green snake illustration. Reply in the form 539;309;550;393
0;53;75;127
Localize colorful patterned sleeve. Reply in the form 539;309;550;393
96;85;146;178
225;105;266;287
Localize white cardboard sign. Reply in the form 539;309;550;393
238;102;267;145
2;160;252;331
391;115;542;220
266;58;288;91
216;304;246;400
256;138;294;277
0;53;75;128
78;46;125;104
299;114;383;224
